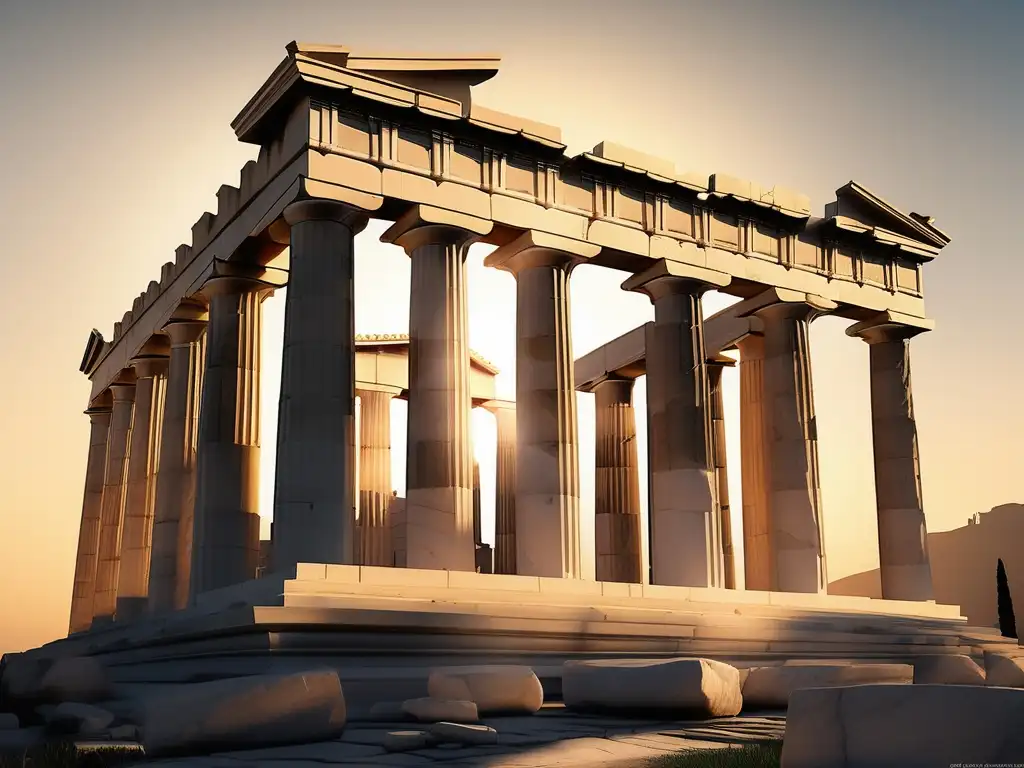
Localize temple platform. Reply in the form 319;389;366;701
32;566;1017;713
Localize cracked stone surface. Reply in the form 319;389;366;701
138;705;785;766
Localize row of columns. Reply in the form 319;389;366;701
591;282;934;601
69;197;934;633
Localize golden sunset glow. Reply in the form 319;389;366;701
1;0;1021;654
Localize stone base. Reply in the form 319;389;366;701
30;566;1014;714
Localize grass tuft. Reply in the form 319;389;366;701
646;740;783;768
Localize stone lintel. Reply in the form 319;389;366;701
380;204;493;253
480;398;516;413
483;230;600;274
621;259;732;300
733;287;838;319
846;310;935;343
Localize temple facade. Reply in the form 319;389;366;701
67;42;950;634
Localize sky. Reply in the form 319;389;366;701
0;0;1021;654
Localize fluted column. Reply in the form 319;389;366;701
848;313;934;601
357;386;397;567
752;295;833;593
68;397;113;634
116;349;169;620
624;261;731;587
593;376;643;584
483;400;517;575
382;205;491;571
273;199;370;572
148;306;207;614
92;375;137;622
707;357;737;589
486;232;596;579
190;271;273;599
737;333;771;591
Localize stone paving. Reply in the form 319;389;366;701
139;705;787;767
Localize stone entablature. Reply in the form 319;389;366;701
80;41;947;402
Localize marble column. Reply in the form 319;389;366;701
382;205;491;572
737;333;771;591
751;295;834;593
708;357;736;589
68;396;112;634
273;199;369;572
116;349;169;620
593;376;643;584
848;313;935;601
624;260;731;587
483;400;517;575
486;232;597;579
92;374;137;622
357;386;397;567
190;271;273;600
148;305;207;614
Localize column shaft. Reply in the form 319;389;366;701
645;288;719;587
593;378;643;583
491;405;517;575
708;362;736;589
758;304;827;593
738;334;771;591
68;406;112;633
92;382;136;621
116;365;167;619
190;278;270;599
404;238;476;571
866;330;934;600
514;261;581;578
274;203;366;571
357;388;394;567
149;324;206;613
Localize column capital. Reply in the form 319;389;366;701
736;287;837;323
168;298;209;324
847;311;934;344
284;198;372;233
356;383;403;398
199;264;277;301
381;204;492;255
163;320;208;347
484;230;599;276
622;259;731;303
130;354;170;379
591;374;636;396
706;353;738;370
109;381;137;403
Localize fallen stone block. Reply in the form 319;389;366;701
138;669;347;757
46;701;115;736
742;663;911;709
0;713;18;730
402;697;479;723
913;654;985;685
428;665;543;715
984;652;1024;687
0;725;45;753
37;657;111;703
782;683;1024;767
562;657;742;716
106;724;139;741
428;721;498;746
383;730;434;752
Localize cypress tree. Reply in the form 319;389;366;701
997;558;1017;639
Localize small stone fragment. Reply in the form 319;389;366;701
428;721;499;746
0;712;18;730
401;697;479;723
428;665;543;715
383;730;434;752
